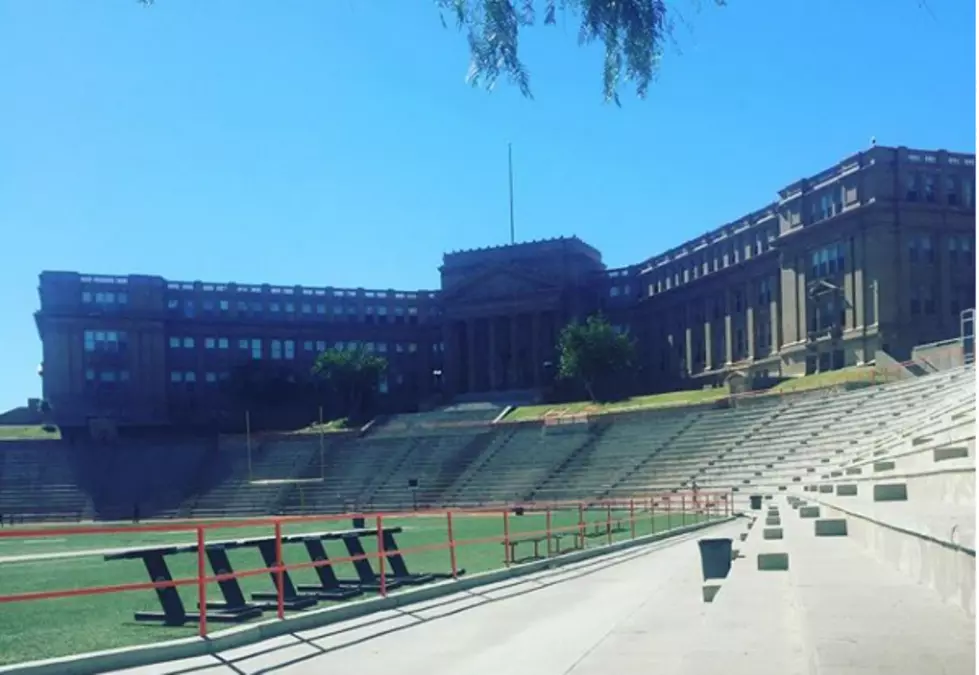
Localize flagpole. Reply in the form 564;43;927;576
508;142;515;245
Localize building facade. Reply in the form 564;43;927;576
34;145;976;427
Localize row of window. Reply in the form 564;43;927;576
905;173;974;207
165;297;431;324
84;330;128;352
908;233;974;263
82;291;129;306
166;281;430;301
84;369;130;382
809;242;846;279
167;370;398;393
166;336;425;358
646;228;778;296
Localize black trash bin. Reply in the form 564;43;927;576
750;495;763;511
697;538;733;581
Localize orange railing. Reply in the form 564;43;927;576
0;492;731;642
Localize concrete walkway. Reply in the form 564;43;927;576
107;523;740;675
104;513;975;675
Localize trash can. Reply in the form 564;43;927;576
352;516;366;529
698;538;733;581
750;495;763;511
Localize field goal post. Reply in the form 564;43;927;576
245;407;329;486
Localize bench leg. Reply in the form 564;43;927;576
135;553;188;626
250;541;317;610
295;540;362;600
202;549;263;619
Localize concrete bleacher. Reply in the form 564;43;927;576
533;410;703;501
0;440;88;522
687;496;975;673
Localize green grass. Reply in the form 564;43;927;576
505;388;728;422
0;425;61;441
505;366;882;421
0;507;716;666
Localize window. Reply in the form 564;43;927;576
84;331;96;352
169;336;181;349
170;371;183;383
120;370;130;382
82;291;92;303
945;176;958;205
408;343;418;353
182;337;194;349
202;299;215;311
270;302;280;313
905;174;918;201
185;371;197;383
316;340;326;352
219;300;229;311
610;286;620;297
251;339;262;360
205;338;216;349
923;286;936;315
316;304;326;314
378;342;388;353
921;234;934;263
205;372;217;383
285;303;295;313
218;337;229;349
302;303;311;314
271;340;282;360
809;243;845;278
923;175;936;203
238;338;249;349
284;340;295;360
304;340;313;351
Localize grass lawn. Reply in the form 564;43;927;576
505;366;881;421
0;507;717;666
0;425;61;441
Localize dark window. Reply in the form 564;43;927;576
905;174;918;202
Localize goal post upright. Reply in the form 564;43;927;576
318;405;326;481
246;409;253;483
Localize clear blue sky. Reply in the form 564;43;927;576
0;0;975;413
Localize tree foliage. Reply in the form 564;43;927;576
311;347;387;421
557;314;635;400
437;0;726;103
138;0;724;103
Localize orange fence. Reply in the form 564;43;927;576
0;492;731;643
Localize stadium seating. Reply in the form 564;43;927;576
0;367;972;530
0;440;87;522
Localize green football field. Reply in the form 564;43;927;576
0;507;717;666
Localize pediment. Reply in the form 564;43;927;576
441;264;558;304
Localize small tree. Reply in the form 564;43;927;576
557;314;635;401
311;346;387;422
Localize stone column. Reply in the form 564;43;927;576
531;312;542;388
724;290;733;365
466;318;477;394
746;281;756;361
684;305;693;375
488;316;497;391
770;273;780;355
703;301;713;371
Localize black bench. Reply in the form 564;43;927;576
105;525;453;626
503;532;583;563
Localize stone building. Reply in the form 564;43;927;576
33;145;976;427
